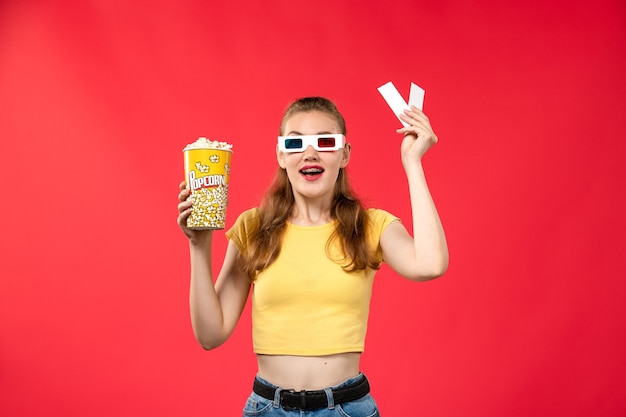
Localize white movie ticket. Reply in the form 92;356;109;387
377;81;425;126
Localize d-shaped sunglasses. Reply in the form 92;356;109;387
278;134;345;153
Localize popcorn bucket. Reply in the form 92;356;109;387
183;137;233;230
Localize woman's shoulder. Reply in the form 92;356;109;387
365;208;399;224
225;208;260;250
236;207;260;221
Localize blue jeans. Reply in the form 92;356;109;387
242;373;380;416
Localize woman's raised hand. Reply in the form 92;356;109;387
177;181;212;244
397;106;438;167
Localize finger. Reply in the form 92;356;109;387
399;111;423;126
408;105;430;120
401;111;430;128
179;181;189;191
403;107;432;127
396;127;419;138
178;187;191;203
399;119;435;141
397;120;427;134
177;206;192;228
178;199;193;213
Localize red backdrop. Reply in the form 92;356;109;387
1;1;625;416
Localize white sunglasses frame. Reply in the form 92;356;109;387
277;134;346;153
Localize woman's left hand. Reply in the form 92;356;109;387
397;106;438;166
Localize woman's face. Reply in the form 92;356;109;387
277;110;350;201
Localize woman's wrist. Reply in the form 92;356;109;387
402;157;425;174
188;231;213;249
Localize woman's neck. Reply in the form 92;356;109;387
289;197;333;226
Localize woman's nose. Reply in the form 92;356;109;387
302;145;319;160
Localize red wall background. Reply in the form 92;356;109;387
1;1;625;416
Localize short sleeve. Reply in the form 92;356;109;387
366;208;400;262
225;208;259;255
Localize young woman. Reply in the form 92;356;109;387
177;97;448;416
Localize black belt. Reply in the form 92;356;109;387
252;374;370;411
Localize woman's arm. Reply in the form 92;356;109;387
178;182;251;349
380;107;449;281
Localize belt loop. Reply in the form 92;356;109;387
324;387;335;409
272;388;281;408
300;390;307;409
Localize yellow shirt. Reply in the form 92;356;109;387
226;208;398;355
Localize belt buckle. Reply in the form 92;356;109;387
280;389;306;411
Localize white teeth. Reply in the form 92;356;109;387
301;168;323;175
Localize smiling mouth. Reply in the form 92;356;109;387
300;167;324;176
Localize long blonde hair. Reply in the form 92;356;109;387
241;97;381;278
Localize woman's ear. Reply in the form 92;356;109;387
340;142;351;168
276;144;287;168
